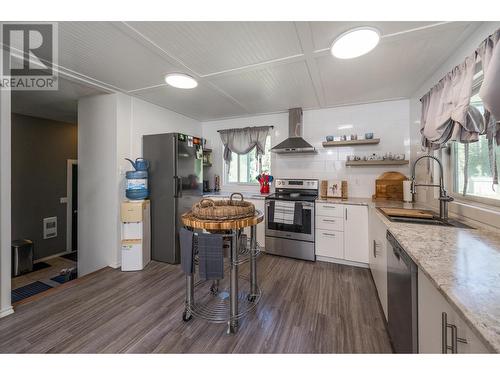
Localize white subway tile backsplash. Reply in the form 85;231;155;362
202;99;411;197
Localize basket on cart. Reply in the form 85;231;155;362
192;193;255;221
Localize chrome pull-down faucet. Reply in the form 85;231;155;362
410;155;454;221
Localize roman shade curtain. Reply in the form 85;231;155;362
219;126;271;166
420;55;476;149
478;29;500;185
420;28;500;189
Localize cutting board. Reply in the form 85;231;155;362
379;207;435;219
372;172;407;201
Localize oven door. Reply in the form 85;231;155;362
265;200;314;242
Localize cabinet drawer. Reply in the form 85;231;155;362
316;203;344;218
315;229;344;259
316;216;344;231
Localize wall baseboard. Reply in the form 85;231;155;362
316;255;369;269
35;250;75;263
0;306;14;319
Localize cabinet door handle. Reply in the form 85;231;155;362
322;219;336;222
442;312;468;353
373;240;377;258
322;232;336;237
345;208;347;220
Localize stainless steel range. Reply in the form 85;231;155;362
265;178;319;261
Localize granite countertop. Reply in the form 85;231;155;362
203;192;269;200
369;200;500;353
207;193;500;350
315;197;373;205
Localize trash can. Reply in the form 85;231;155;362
12;239;34;277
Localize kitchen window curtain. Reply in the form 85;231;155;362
420;55;476;148
478;29;500;185
219;126;271;168
420;28;500;191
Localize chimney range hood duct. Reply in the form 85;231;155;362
271;108;316;154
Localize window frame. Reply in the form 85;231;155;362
223;135;271;186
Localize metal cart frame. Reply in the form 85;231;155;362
182;212;262;334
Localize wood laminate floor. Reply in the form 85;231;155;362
0;254;392;353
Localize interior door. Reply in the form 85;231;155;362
71;163;78;251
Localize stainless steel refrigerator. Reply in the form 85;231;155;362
143;133;203;264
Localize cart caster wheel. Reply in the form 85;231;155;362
227;323;238;334
247;294;256;302
182;312;193;322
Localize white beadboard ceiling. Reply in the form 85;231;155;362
16;21;486;122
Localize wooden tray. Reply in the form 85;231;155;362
379;207;435;219
181;210;264;230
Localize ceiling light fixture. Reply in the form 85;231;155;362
164;73;198;89
330;27;380;59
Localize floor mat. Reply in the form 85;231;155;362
33;262;51;271
61;252;77;262
51;270;77;284
11;281;53;303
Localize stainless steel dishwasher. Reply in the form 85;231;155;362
387;231;418;353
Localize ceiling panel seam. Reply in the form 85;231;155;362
312;21;459;54
120;21;252;114
202;96;409;123
293;21;325;108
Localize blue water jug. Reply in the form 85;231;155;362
125;160;149;200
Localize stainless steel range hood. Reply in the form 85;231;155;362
271;108;316;154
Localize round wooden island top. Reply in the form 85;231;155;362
181;210;264;230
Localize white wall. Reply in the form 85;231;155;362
78;94;119;276
0;88;13;318
78;93;202;275
409;22;500;229
202;100;410;198
130;97;201;158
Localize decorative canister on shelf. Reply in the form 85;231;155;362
256;173;273;194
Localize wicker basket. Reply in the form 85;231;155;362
192;193;255;220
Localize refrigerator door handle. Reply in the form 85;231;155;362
174;176;182;198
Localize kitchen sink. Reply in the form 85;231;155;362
377;208;474;229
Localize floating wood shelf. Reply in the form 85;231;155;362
322;138;380;147
346;160;409;166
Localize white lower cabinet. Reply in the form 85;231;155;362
315;202;368;266
368;207;388;319
344;205;369;263
246;199;266;250
418;270;490;353
316;230;344;258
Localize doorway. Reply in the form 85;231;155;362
66;159;78;257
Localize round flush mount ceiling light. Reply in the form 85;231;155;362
330;27;380;59
164;73;198;89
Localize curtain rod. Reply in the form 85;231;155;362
217;126;274;133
